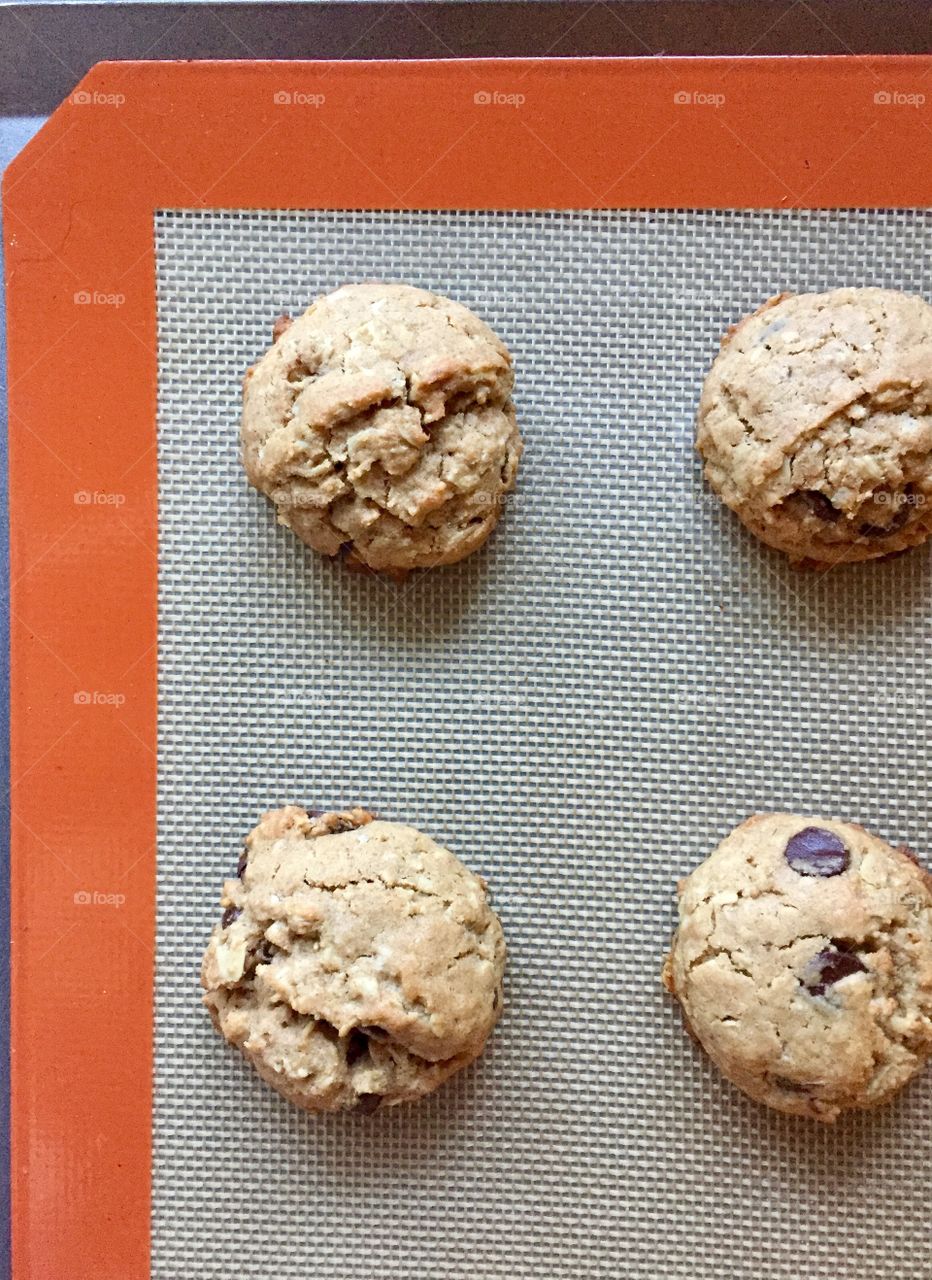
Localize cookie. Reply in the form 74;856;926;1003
662;813;932;1121
201;806;506;1112
696;288;932;564
241;282;523;572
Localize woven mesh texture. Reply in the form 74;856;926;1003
153;209;932;1280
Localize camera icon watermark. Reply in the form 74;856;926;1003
273;89;325;107
474;89;526;108
674;89;726;108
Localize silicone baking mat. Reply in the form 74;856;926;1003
152;207;931;1279
7;58;932;1280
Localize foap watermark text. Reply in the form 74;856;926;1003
274;90;325;107
474;90;525;108
74;690;126;708
674;90;725;108
74;490;126;507
874;90;925;108
74;890;126;907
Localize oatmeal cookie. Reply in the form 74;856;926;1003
241;283;523;572
202;806;506;1112
663;813;932;1120
696;288;932;564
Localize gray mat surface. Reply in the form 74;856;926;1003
153;208;932;1280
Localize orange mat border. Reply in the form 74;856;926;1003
5;56;932;1279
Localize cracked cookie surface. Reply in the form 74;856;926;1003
241;282;523;572
201;806;506;1112
696;288;932;564
662;813;932;1121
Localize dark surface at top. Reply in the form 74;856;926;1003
2;1;932;115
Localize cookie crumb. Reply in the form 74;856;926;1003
272;313;293;342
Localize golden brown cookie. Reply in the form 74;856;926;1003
202;806;506;1112
696;288;932;564
241;283;523;572
663;813;932;1121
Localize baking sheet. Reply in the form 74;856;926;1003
153;207;932;1279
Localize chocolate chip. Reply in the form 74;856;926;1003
804;941;867;996
221;905;241;928
345;1029;370;1067
250;939;277;968
354;1093;382;1114
784;827;849;877
795;489;842;523
236;850;248;878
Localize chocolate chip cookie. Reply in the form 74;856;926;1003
663;813;932;1121
696;288;932;564
241;282;523;572
201;806;506;1113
